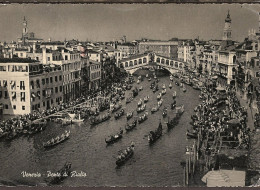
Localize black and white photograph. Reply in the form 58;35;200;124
0;3;260;187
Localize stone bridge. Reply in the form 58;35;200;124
119;53;186;74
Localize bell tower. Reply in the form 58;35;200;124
222;10;232;41
22;16;28;37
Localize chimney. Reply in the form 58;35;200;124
42;46;47;64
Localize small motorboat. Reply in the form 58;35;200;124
169;83;172;89
162;107;167;118
125;119;137;132
138;111;148;123
148;121;163;144
116;142;135;166
114;109;125;120
126;111;134;120
105;129;123;144
144;96;149;103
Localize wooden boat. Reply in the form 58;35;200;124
176;105;185;114
146;74;149;78
116;142;135;166
180;83;183;87
158;99;163;107
157;93;162;101
137;104;146;113
137;99;143;107
186;130;197;139
111;104;122;113
151;105;159;114
139;86;143;91
148;78;151;81
169;83;172;89
171;100;176;110
137;80;140;84
144;96;149;103
126;111;134;120
48;162;72;185
162;84;166;89
167;106;184;129
132;88;139;97
125;119;137;132
148;121;163;144
43;130;70;148
172;91;177;99
162;107;167;118
114;109;125;120
126;97;133;104
138;112;148;123
162;89;166;95
105;129;123;144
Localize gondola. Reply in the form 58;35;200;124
114;109;125;120
138;112;148;123
137;104;146;113
116;142;135;166
126;111;134;120
162;107;167;118
125;119;137;132
47;162;72;185
43;130;70;148
148;121;163;144
105;129;123;144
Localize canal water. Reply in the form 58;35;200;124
0;70;201;187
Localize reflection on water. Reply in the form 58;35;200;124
0;73;201;186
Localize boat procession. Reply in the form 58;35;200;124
0;67;259;187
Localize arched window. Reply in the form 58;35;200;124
156;58;160;63
166;60;169;65
130;61;133;67
125;62;128;67
175;62;178;68
134;60;137;65
143;58;147;63
161;59;165;64
139;59;142;64
179;63;182;68
170;61;173;67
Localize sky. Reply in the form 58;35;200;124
0;4;260;42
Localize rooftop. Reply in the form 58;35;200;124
0;58;39;63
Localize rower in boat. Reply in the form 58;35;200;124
162;84;166;89
126;111;134;120
162;89;166;95
157;93;162;101
144;96;149;103
172;91;177;99
162;107;167;118
169;83;172;89
137;99;143;107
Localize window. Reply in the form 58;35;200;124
4;91;8;99
59;75;62;81
20;53;23;57
51;99;53;104
3;80;7;87
20;92;25;102
42;90;46;97
5;104;8;109
13;105;16;110
10;81;16;90
65;55;68;60
55;87;58;93
20;81;25;90
22;106;25;110
12;92;16;101
60;86;62;92
47;57;50;61
50;77;53;83
43;101;45;107
55;76;58;82
0;91;2;99
36;57;39;61
42;79;45;85
46;78;49;84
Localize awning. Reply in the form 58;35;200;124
202;170;230;184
